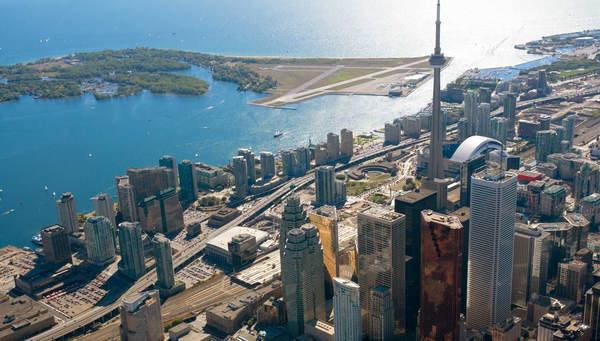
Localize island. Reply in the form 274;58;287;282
0;48;435;107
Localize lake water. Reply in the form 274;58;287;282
1;0;599;247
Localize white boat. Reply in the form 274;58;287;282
44;185;48;191
274;130;284;138
31;234;43;245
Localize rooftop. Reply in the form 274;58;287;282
206;226;268;252
395;188;436;204
421;210;462;230
359;206;404;222
582;193;600;204
543;185;566;195
0;294;55;339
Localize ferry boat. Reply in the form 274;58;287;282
31;234;42;245
274;130;284;138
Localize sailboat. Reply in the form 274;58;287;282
274;130;284;138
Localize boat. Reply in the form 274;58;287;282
44;185;48;191
31;234;42;245
274;130;284;138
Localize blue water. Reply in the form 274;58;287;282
1;0;600;247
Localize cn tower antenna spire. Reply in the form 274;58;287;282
435;0;441;55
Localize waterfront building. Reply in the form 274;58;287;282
384;122;401;145
120;290;162;341
463;90;479;136
178;160;198;203
511;225;551;308
137;187;184;234
327;132;340;162
159;155;178;187
574;162;600;200
466;167;517;330
232;156;248;198
368;285;394;341
540;185;567;218
280;193;306;256
116;175;138;222
260;151;276;179
419;210;463;341
394;189;437;330
238;148;257;185
315;166;336;206
152;234;175;292
91;192;116;228
314;143;329;166
127;167;174;202
402;116;421;139
84;216;116;266
556;259;587;303
195;163;231;189
476;102;491;137
0;294;56;341
41;224;71;264
295;146;311;175
281;224;326;337
428;0;446;180
333;278;361;341
357;206;405;334
340;128;354;159
535;130;559;162
118;222;146;280
584;282;600;340
56;192;78;234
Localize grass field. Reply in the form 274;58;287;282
309;67;381;89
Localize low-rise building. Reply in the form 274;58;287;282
204;226;268;267
0;294;56;341
207;207;241;228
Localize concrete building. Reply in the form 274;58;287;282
394;189;437;330
127;167;174;202
56;192;78;234
205;226;267;267
314;143;329;166
232;156;248;198
136;187;184;234
537;313;591;341
476;102;491;137
512;225;551;308
281;224;326;337
260;151;276;179
333;278;361;341
118;222;146;280
368;285;394;341
305;320;335;341
195;163;231;190
419;210;463;341
503;93;517;135
466;167;517;330
84;216;116;266
340;128;354;159
159;155;178;187
540;185;567;218
115;175;138;222
556;259;587;303
152;234;175;293
357;206;406;334
384;122;401;145
327;132;340;162
464;90;479;137
536;130;559;163
402;116;421;139
491;317;521;341
91;193;116;228
563;115;577;148
0;294;56;341
120;290;162;341
584;282;600;340
178;160;198;203
581;193;600;228
228;233;258;269
457;118;469;142
41;225;71;264
575;162;600;200
280;193;306;257
491;117;510;144
238;148;257;185
315;166;336;206
257;297;286;326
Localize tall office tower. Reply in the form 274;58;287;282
384;122;402;145
357;206;406;334
137;187;184;234
368;285;394;341
260;151;276;179
466;167;517;330
457;118;469;142
540;185;567;218
420;210;463;341
556;259;587;302
511;225;551;308
574;162;600;200
238;148;256;184
281;225;326;337
334;177;347;205
314;143;329;166
280;193;306;256
463;90;479;136
127;167;174;201
458;154;486;207
584;282;600;340
327;132;341;162
476;102;491;136
120;290;162;341
41;225;71;264
178;160;198;203
91;192;116;227
538;114;551;131
538;70;549;97
340;128;354;159
503;93;517;135
152;234;175;292
479;87;492;103
490;117;510;144
315;166;336;206
232;156;249;198
281;150;295;177
563;114;577;148
295;147;311;175
309;206;340;282
535;130;558;162
333;278;361;341
394;189;437;331
84;216;116;266
56;192;78;234
581;193;600;229
427;0;446;180
118;222;146;280
116;176;138;222
159;155;178;187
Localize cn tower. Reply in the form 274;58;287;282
427;0;446;180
